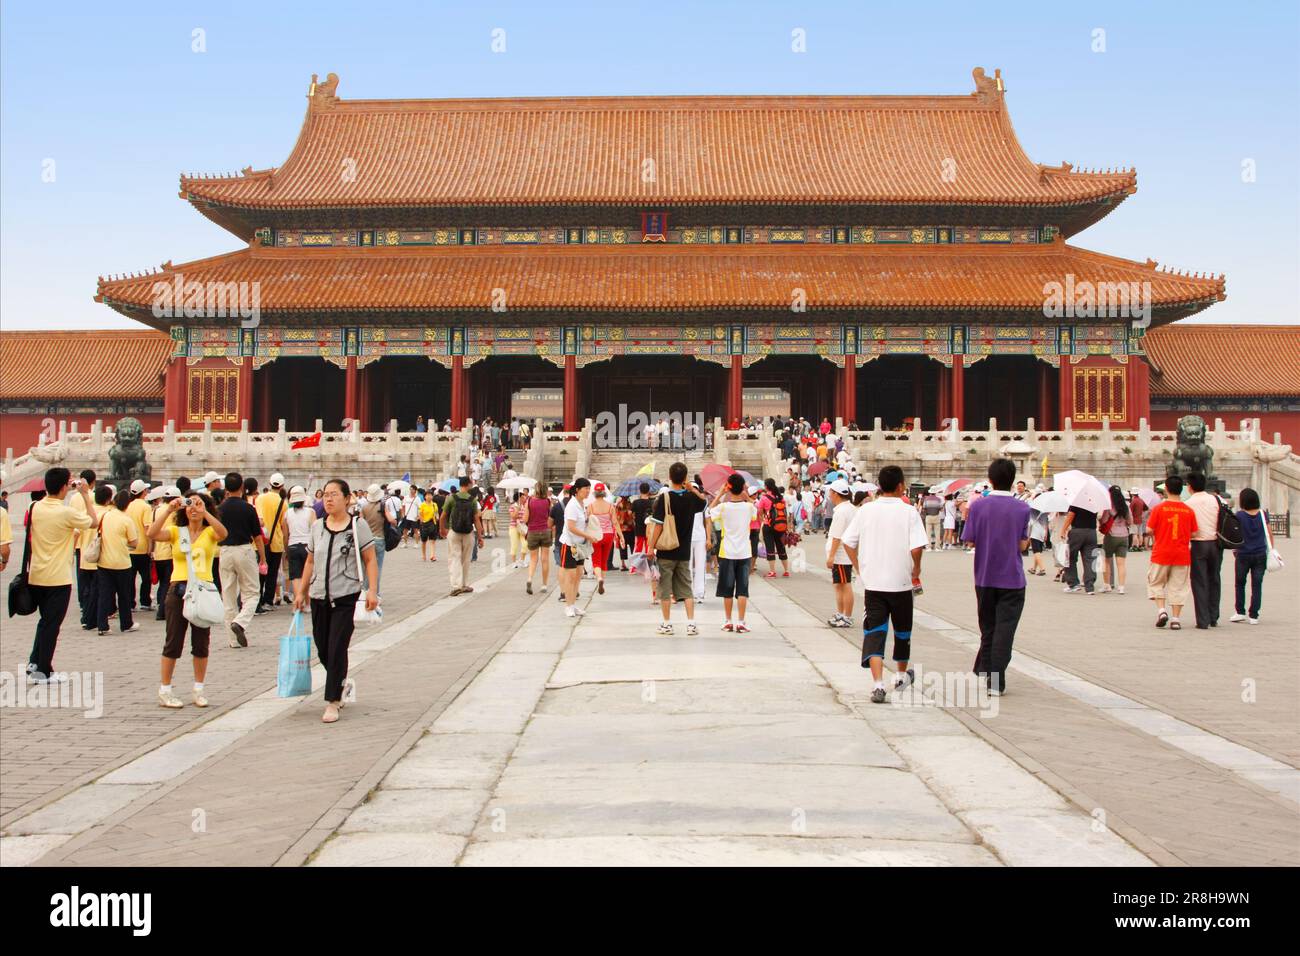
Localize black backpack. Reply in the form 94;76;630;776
378;498;401;552
1216;501;1244;550
7;514;36;617
449;494;476;535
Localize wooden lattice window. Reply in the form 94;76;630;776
1072;366;1126;423
186;368;239;424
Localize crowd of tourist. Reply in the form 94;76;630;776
1;442;1282;726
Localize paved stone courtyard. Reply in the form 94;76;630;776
1;533;1296;867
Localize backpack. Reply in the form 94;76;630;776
1216;501;1244;550
449;493;476;535
375;498;401;552
768;496;788;533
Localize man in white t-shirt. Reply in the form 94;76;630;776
711;474;757;632
841;465;928;704
824;478;858;628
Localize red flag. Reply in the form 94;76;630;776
291;431;322;450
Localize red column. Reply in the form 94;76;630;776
450;356;465;430
563;355;578;431
1131;356;1150;426
1037;361;1051;429
236;360;253;428
164;357;185;427
1058;360;1073;427
256;364;273;431
950;356;965;429
727;355;743;422
938;362;950;424
344;356;359;426
842;355;857;425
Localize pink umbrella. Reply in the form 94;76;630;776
700;463;736;495
807;460;830;477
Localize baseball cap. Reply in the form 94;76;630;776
130;479;149;495
201;471;221;485
145;486;167;502
366;483;383;503
593;482;606;493
828;478;852;496
852;481;871;495
269;473;285;488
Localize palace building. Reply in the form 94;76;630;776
89;68;1234;437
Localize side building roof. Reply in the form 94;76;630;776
0;330;172;401
1145;324;1300;397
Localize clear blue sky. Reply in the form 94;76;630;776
2;0;1296;330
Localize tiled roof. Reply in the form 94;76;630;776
179;70;1136;214
0;330;171;400
1145;324;1300;397
96;241;1223;321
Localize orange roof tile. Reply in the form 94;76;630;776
180;70;1136;217
1145;324;1300;397
0;330;171;400
96;241;1223;323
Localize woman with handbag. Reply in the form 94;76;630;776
508;492;528;568
1231;487;1276;625
293;478;380;724
586;483;623;594
78;485;112;630
147;492;227;708
558;478;596;618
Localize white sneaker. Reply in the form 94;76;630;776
565;606;577;618
1230;613;1246;623
46;672;68;684
1117;586;1125;595
540;585;549;593
1247;617;1260;625
656;622;674;635
158;690;184;709
686;623;699;636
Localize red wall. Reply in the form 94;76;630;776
1149;409;1300;449
0;412;165;459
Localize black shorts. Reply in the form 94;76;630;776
286;543;308;580
831;564;853;585
558;543;583;569
420;521;437;541
1030;539;1045;554
715;558;751;599
762;525;787;560
862;589;914;664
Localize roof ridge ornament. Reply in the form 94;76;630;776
971;67;1004;101
309;72;341;110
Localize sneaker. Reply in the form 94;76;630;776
158;690;184;709
82;623;96;630
656;623;674;635
1063;585;1081;593
231;622;247;647
540;585;549;593
686;623;699;636
1117;587;1125;595
124;623;141;633
870;687;888;704
1247;617;1260;626
26;671;47;685
1156;610;1169;628
254;604;268;615
98;629;110;636
565;606;578;618
192;689;209;708
721;622;735;632
734;621;751;633
46;672;68;683
1230;613;1246;623
893;668;916;691
573;606;585;616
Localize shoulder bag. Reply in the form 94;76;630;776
7;511;36;617
352;516;382;626
179;527;225;628
1261;513;1284;572
83;513;105;565
655;489;679;552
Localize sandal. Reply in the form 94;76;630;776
1169;618;1182;630
1156;610;1169;628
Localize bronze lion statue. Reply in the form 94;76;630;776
1167;414;1213;481
109;416;152;483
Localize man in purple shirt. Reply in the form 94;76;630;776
961;458;1031;695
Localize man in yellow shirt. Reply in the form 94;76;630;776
255;474;289;611
26;467;95;683
0;502;12;574
125;479;155;612
68;468;98;623
148;486;177;621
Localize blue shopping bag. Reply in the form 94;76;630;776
277;611;313;698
